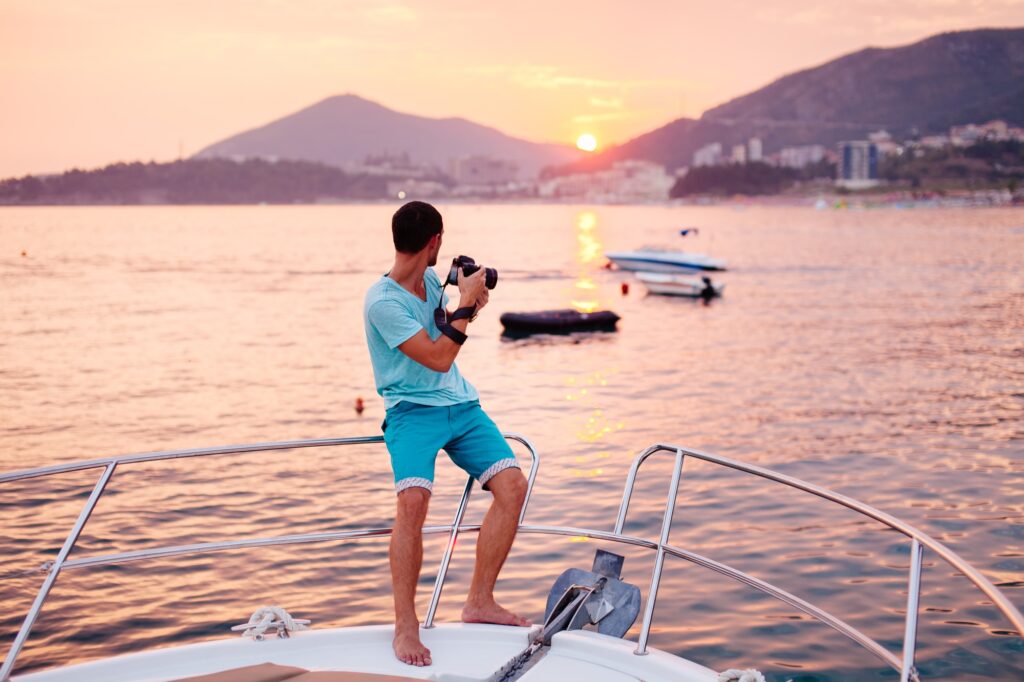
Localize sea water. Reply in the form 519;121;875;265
1;204;1021;680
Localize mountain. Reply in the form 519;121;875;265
548;27;1024;175
194;94;581;179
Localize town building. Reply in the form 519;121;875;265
950;120;1016;146
345;152;437;178
911;120;1024;151
731;144;747;164
538;160;675;202
867;130;901;157
778;145;826;169
693;143;723;168
747;138;763;162
981;120;1009;139
386;179;448;199
449;156;518;186
950;124;985;147
836;141;879;189
918;135;950;149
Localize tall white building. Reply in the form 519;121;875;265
836;141;879;189
747;137;763;162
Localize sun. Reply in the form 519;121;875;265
576;133;598;152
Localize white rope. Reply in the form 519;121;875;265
231;605;311;640
718;668;766;682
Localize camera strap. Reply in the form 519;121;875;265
449;306;476;322
434;282;474;345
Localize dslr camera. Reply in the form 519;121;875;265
446;255;497;290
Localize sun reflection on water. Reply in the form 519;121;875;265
572;210;603;313
564;370;624;477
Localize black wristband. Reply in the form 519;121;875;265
449;306;476;322
438;322;467;345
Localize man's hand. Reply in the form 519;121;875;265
457;267;486;309
474;288;489;313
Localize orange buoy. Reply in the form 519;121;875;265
354;397;365;415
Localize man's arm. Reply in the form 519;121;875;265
397;325;467;373
398;268;486;373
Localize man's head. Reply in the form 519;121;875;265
392;201;443;265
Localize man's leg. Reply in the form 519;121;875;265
462;468;531;626
391;487;432;666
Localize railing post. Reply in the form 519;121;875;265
899;539;924;682
635;448;685;655
516;437;540;526
1;462;117;681
423;475;474;629
615;445;662;534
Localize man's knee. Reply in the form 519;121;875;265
488;468;527;508
396;487;431;526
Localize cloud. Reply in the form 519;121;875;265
589;97;623;108
510;66;622;90
572;111;635;123
466;64;684;94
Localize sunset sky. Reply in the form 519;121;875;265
2;0;1023;177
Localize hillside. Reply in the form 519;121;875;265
704;28;1024;132
548;27;1024;176
0;158;396;205
194;94;581;179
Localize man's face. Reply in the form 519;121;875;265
427;229;443;266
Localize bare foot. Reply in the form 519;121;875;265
393;624;432;666
462;600;531;626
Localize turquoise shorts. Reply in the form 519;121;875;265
382;400;519;494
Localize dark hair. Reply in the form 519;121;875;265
392;201;443;254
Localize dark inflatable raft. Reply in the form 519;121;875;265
499;309;620;337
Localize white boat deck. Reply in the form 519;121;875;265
15;624;717;682
519;630;717;681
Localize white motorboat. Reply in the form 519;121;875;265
604;249;727;273
636;272;725;298
2;436;1022;682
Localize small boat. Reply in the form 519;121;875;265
636;272;725;298
604;248;726;273
500;309;620;337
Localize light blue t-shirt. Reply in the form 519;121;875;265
363;268;479;409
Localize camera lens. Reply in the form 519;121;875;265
447;255;496;289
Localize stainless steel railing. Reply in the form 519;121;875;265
612;444;1024;682
0;434;539;681
2;439;1022;682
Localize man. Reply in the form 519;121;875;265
363;201;530;667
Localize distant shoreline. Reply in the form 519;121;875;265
1;193;1020;210
4;154;1022;209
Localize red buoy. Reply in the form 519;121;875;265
354;397;365;415
620;281;629;295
